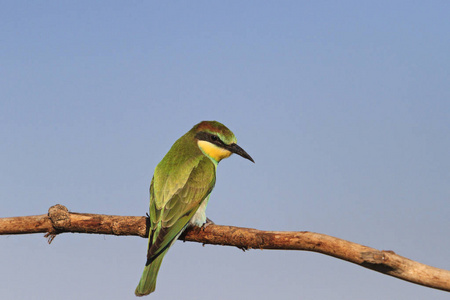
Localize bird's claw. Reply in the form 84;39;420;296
238;245;248;252
202;217;215;230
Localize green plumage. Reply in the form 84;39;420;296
135;121;253;297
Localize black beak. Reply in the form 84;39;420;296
226;143;255;163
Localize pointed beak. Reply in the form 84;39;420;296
227;143;255;163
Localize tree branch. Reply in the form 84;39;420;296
1;204;449;292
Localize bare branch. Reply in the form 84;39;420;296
1;204;449;292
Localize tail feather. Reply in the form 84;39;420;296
135;250;167;297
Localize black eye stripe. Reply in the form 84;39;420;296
195;131;226;146
209;134;226;146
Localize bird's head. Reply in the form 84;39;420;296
193;121;254;163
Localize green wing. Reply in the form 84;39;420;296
146;155;215;265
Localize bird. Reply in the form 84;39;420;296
135;120;254;296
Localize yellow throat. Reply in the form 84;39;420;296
197;140;232;162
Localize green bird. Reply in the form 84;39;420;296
135;120;254;296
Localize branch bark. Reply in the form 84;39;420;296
1;204;449;293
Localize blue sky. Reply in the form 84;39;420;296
1;1;449;299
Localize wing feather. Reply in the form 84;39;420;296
146;155;215;264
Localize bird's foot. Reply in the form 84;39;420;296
202;218;215;230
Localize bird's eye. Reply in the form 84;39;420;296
211;135;218;141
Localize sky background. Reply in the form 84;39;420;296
1;1;449;299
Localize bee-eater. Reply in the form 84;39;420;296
135;121;254;296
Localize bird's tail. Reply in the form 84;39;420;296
135;250;167;297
